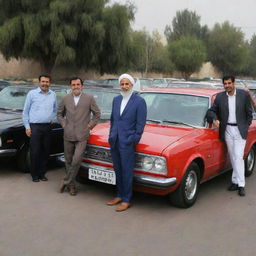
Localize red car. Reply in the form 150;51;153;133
78;88;256;208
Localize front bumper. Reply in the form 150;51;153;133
57;156;176;189
0;149;17;157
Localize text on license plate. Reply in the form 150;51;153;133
88;168;116;185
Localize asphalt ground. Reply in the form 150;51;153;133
0;159;256;256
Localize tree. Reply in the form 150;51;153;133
165;9;208;43
0;0;134;74
129;29;148;75
130;29;174;76
148;31;174;74
207;21;249;75
168;36;206;80
98;3;135;74
247;35;256;78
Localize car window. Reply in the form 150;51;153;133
55;90;67;105
141;92;209;127
84;89;119;119
140;79;153;88
0;87;30;110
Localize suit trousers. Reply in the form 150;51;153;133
225;125;246;187
62;140;87;187
29;123;51;179
111;138;135;203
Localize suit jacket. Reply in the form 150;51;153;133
206;88;252;140
57;93;101;141
108;93;147;147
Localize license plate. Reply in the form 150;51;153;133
88;168;116;185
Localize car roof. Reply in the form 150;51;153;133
83;87;120;93
141;87;223;97
5;84;69;90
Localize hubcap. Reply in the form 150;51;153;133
247;149;255;172
185;170;198;200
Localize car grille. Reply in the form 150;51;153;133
84;145;112;163
84;145;146;170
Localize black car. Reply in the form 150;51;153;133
0;85;68;171
0;80;12;91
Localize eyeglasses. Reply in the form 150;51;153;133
120;83;130;86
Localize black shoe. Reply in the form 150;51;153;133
39;176;48;181
238;187;246;196
60;184;67;193
32;178;40;182
228;183;238;191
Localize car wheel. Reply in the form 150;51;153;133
17;147;30;173
169;162;200;208
245;146;256;177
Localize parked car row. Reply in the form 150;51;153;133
91;77;256;92
0;84;119;172
1;82;256;209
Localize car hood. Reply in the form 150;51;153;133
89;123;196;155
0;110;23;131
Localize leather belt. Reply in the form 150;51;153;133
227;123;237;126
30;123;51;125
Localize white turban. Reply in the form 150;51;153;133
118;73;135;86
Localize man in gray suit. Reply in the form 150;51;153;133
206;75;252;196
58;77;101;195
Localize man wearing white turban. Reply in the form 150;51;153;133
107;73;147;211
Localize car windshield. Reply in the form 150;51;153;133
153;79;165;84
0;86;67;110
140;79;153;88
141;92;210;127
0;87;31;110
84;89;119;119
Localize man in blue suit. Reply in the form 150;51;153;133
107;74;147;211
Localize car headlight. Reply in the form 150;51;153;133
142;156;154;170
135;153;167;175
154;158;166;172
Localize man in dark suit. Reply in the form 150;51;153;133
107;74;147;211
58;77;100;196
206;75;252;196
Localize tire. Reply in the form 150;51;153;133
245;146;256;177
169;162;200;208
17;147;31;173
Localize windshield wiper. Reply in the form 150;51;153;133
146;119;162;124
162;120;196;128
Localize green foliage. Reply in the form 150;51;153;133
0;0;134;74
207;21;249;75
247;35;256;78
168;36;206;80
98;3;134;74
129;29;174;76
165;9;208;43
129;29;148;74
148;31;174;74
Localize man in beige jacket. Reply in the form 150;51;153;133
58;77;101;195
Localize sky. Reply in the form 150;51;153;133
111;0;256;41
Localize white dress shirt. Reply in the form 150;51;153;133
227;90;236;124
120;90;133;115
73;94;81;106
